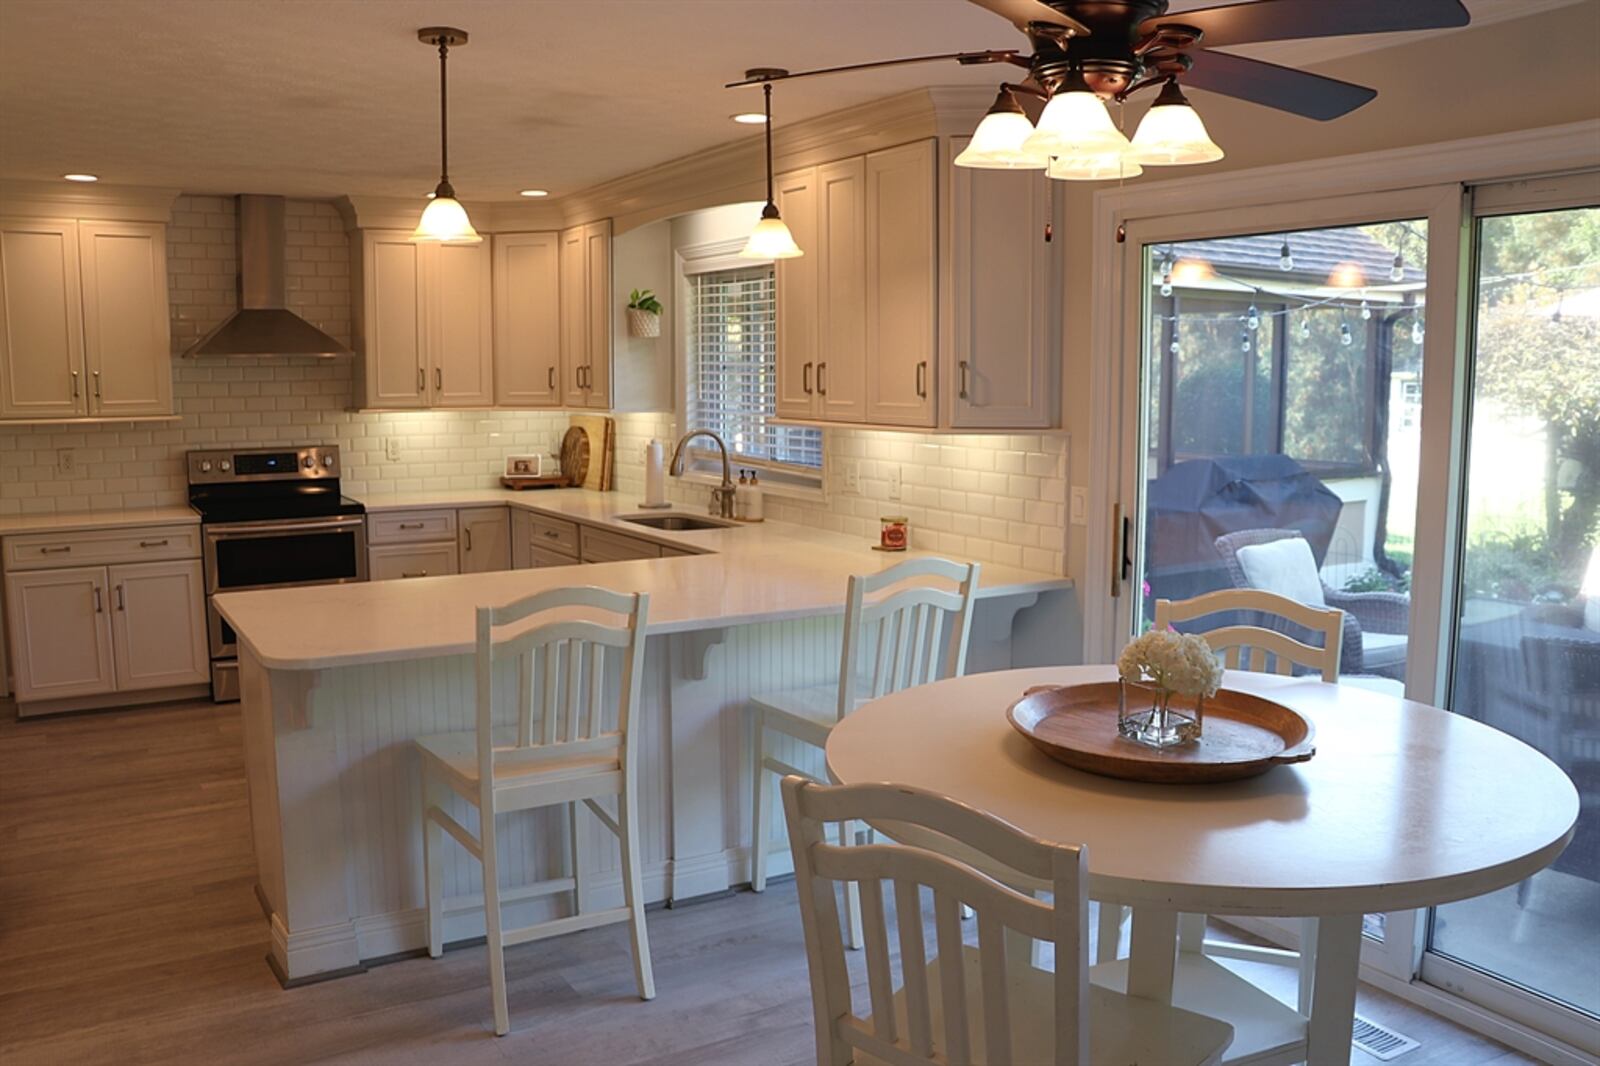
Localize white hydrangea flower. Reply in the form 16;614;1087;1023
1118;629;1224;698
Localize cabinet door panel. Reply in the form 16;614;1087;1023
817;159;867;422
949;142;1055;429
494;233;561;406
432;241;494;407
5;566;114;701
865;140;937;427
363;233;427;408
0;219;84;419
774;168;819;420
108;560;207;691
79;221;172;417
458;507;512;573
559;226;589;406
584;220;613;408
368;542;460;581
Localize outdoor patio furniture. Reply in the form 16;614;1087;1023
1214;528;1410;679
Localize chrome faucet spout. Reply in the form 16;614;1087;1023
669;429;737;518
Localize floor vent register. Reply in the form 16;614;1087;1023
1351;1014;1421;1060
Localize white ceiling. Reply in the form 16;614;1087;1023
0;0;1583;202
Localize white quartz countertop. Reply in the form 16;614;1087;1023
217;488;1070;671
0;506;200;536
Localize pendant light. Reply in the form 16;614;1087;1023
1022;68;1131;161
1046;152;1142;182
954;87;1046;170
412;27;481;244
741;76;803;259
1129;78;1224;165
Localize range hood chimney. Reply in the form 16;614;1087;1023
183;195;352;359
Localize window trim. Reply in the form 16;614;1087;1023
674;237;825;492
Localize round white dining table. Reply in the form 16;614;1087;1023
825;665;1578;1066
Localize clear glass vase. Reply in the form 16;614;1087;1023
1117;678;1204;749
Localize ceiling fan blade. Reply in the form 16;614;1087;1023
1179;49;1376;120
965;0;1090;37
1144;0;1468;50
724;50;1023;88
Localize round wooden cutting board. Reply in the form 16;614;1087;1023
559;426;590;487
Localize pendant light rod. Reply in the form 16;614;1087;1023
762;81;774;206
418;27;468;196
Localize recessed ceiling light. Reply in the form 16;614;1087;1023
518;189;549;198
731;112;768;125
63;173;98;182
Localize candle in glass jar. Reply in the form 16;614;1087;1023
879;515;909;551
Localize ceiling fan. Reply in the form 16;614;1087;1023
727;0;1471;179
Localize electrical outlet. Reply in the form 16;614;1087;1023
887;464;903;500
1070;486;1088;526
56;448;76;475
384;437;401;462
841;460;860;494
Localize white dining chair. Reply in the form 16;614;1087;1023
749;557;979;946
1097;589;1344;1017
414;586;654;1036
782;776;1235;1066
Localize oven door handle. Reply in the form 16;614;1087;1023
205;516;367;539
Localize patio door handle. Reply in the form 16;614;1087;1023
1110;504;1132;598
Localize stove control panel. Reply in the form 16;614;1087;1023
187;445;339;485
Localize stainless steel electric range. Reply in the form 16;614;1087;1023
187;445;366;700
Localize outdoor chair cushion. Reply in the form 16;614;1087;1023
1235;536;1328;609
1360;632;1409;672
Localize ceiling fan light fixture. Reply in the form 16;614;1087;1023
1129;79;1224;166
955;88;1046;170
1046;153;1143;182
1022;72;1130;160
412;28;481;245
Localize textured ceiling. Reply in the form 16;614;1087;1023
0;0;1582;202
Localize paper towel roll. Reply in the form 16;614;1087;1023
643;439;667;507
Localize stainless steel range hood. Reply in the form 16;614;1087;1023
183;195;352;359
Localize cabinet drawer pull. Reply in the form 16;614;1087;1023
803;361;813;395
93;370;102;399
116;585;126;611
464;528;474;551
418;367;426;392
435;367;443;390
542;529;561;540
71;370;80;398
397;521;426;530
92;587;103;613
915;361;927;399
139;539;169;548
958;359;971;400
548;366;556;390
817;361;828;396
39;545;72;554
402;570;428;578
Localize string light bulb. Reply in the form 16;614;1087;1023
1246;304;1260;330
1412;320;1425;344
1241;331;1252;354
1339;322;1353;346
1360;296;1372;320
1300;319;1312;340
1279;239;1294;272
1390;251;1405;283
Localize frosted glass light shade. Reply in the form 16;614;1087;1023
1046;153;1143;182
1023;90;1131;159
954;110;1047;170
411;195;481;244
741;213;803;259
1129;100;1224;165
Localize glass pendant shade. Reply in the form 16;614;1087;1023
741;211;803;259
955;91;1046;170
1046;153;1142;181
1023;88;1131;159
1129;82;1224;165
412;191;481;244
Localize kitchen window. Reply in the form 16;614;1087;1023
680;244;823;486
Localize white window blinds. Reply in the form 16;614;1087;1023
685;265;822;471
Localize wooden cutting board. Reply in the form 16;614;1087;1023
559;427;590;487
568;414;615;491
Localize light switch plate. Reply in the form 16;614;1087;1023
841;460;860;494
1070;486;1088;526
385;437;401;462
887;464;903;500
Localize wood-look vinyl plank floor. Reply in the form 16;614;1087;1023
0;699;1538;1064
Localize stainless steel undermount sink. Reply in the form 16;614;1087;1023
618;513;738;531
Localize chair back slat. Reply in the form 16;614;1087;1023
474;587;648;790
784;778;1085;1066
839;558;980;714
1155;589;1343;682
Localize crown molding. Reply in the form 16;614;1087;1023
0;179;181;222
335;195;564;234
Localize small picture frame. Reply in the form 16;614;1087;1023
504;454;544;477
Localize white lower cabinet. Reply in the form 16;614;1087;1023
458;507;511;573
108;560;208;691
4;565;115;701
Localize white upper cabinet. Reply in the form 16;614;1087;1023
493;232;561;407
774;167;821;421
0;216;173;422
865;141;937;428
946;137;1057;429
355;230;492;410
558;219;613;410
817;158;868;422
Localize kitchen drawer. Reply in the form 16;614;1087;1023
580;527;662;563
4;523;200;572
527;512;580;557
529;544;582;569
368;509;457;545
369;542;460;581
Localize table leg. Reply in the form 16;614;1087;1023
1306;913;1363;1066
1126;907;1178;1002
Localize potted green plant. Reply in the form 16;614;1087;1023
626;288;663;338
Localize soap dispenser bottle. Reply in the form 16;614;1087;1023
746;469;764;521
735;469;749;519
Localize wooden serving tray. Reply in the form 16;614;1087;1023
1006;682;1316;784
499;475;571;490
